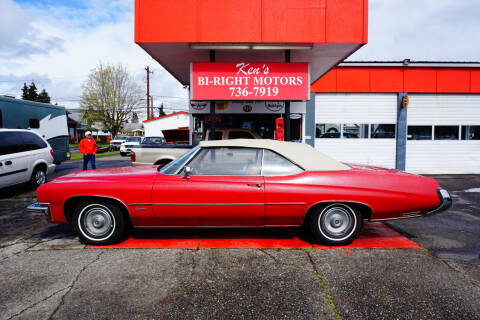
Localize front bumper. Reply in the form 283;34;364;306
26;203;52;221
423;188;452;217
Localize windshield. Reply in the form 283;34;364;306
160;147;199;174
141;137;164;144
125;136;141;142
113;136;128;141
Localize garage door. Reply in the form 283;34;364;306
315;93;397;168
406;94;480;174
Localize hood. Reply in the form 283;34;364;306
52;166;158;181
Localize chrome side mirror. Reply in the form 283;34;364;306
183;166;192;179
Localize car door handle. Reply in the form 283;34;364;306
247;183;262;189
5;161;12;165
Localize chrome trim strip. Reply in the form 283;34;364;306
370;215;422;222
264;225;301;227
130;202;306;206
135;208;147;211
136;225;264;229
266;202;306;205
153;203;264;206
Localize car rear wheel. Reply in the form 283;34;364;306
310;203;362;246
30;166;46;188
73;201;127;245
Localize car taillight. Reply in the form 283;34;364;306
50;149;55;159
130;151;136;162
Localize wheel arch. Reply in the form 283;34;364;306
31;161;48;174
154;157;174;166
303;200;373;226
63;195;132;226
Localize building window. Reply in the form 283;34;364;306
370;124;396;139
316;124;341;138
343;123;368;139
461;126;480;140
408;126;432;140
29;118;40;129
434;126;459;140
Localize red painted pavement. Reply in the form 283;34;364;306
88;222;421;249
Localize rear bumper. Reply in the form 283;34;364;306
26;203;52;221
423;188;452;217
47;163;56;175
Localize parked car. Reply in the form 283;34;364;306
130;128;259;167
120;136;142;156
0;129;56;189
109;136;129;151
140;136;165;145
28;139;451;246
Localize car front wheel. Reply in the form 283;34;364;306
73;201;127;245
310;203;362;246
30;166;46;188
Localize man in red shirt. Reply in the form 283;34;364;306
79;131;97;170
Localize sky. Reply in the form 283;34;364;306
1;0;479;119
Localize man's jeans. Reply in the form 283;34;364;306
83;154;96;170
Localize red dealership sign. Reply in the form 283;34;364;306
190;62;309;101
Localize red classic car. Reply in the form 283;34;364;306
27;139;451;246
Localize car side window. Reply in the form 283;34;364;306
0;132;26;155
262;149;303;176
20;132;47;151
187;147;262;176
29;118;40;129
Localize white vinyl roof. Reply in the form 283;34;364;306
200;139;351;171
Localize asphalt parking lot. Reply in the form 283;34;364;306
1;155;479;320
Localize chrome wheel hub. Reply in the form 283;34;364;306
320;206;353;238
36;171;46;185
83;207;113;237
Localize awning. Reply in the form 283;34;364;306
135;0;368;85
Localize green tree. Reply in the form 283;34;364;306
21;82;51;103
158;103;166;117
21;83;29;100
27;82;38;101
79;63;143;138
37;89;51;103
131;112;139;123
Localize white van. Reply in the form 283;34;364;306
0;129;56;189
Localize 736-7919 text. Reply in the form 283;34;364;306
229;87;279;97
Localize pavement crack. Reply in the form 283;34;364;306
439;259;480;288
7;288;69;320
257;248;282;263
305;250;342;320
47;251;104;320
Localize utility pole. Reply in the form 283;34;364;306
145;66;153;119
150;96;154;118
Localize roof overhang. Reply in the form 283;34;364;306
135;0;368;85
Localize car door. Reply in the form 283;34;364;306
0;131;28;188
152;147;265;226
262;149;309;226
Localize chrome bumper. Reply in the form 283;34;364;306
26;203;52;221
424;188;452;217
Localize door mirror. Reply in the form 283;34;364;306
183;166;192;179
